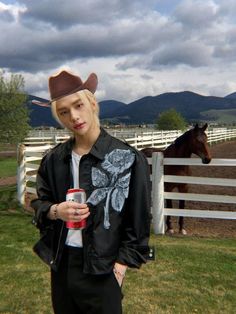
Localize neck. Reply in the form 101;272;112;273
175;143;192;158
73;125;100;155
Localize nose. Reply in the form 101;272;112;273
70;108;80;122
202;157;211;164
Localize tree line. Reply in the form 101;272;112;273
0;71;30;144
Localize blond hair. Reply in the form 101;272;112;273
51;89;100;127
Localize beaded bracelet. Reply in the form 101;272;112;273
51;204;58;220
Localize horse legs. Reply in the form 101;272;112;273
178;200;187;235
166;199;174;234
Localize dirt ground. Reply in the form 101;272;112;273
1;141;236;238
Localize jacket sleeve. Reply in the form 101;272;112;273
31;154;55;231
116;150;152;268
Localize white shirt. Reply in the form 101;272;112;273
65;151;83;247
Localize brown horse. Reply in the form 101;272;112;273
141;123;212;235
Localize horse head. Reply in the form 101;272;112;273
191;123;212;164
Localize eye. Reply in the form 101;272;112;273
58;110;68;116
76;102;83;108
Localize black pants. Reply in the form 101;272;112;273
51;246;123;314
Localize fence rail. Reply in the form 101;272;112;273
151;153;236;234
23;127;236;148
17;128;236;235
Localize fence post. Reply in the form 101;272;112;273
17;144;26;205
53;135;57;145
134;133;138;149
152;152;165;234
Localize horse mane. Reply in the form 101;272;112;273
173;129;191;148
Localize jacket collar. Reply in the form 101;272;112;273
90;128;111;160
59;128;111;162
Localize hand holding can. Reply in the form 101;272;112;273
66;188;87;229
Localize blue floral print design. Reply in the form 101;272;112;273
87;149;135;229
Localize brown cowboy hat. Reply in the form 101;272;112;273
48;70;98;102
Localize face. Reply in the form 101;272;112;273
193;131;212;164
56;92;98;137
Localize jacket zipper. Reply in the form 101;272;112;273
50;154;77;266
50;221;64;266
51;157;72;266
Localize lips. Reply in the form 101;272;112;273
73;122;86;130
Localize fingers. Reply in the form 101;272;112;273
67;201;87;209
75;206;89;215
68;206;90;221
56;201;89;222
114;273;123;287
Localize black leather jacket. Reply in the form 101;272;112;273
31;128;151;274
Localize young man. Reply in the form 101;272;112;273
31;69;151;314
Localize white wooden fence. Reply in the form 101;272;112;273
23;129;183;147
151;153;236;234
23;127;236;148
17;128;236;234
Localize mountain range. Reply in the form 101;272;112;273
27;91;236;127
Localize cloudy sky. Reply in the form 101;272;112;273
1;0;236;103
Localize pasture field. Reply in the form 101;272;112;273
0;155;18;211
0;141;236;313
0;208;235;314
0;157;17;178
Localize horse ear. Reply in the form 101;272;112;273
202;123;208;131
194;123;199;130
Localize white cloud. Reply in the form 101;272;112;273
151;41;213;67
0;1;26;21
174;0;219;28
1;0;236;103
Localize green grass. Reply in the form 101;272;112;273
125;237;236;314
0;157;17;178
0;185;19;211
201;109;236;124
0;209;235;314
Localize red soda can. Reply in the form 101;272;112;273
66;188;87;229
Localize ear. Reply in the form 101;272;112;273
202;123;208;131
91;99;97;111
194;123;199;130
